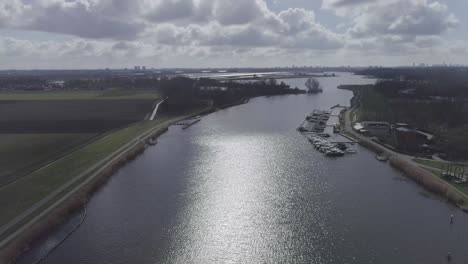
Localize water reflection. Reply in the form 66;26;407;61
162;134;335;263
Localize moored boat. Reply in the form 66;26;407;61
375;155;389;161
325;148;345;157
148;138;158;145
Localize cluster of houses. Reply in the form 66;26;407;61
353;121;435;154
0;81;65;91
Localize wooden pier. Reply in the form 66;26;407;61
173;119;201;129
338;132;359;143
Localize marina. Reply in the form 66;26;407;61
298;108;357;157
297;110;331;134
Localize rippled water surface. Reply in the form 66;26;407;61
19;73;468;264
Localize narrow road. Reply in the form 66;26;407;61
150;98;168;121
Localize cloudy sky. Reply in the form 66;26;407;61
0;0;467;69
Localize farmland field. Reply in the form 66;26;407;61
0;133;98;187
0;90;160;100
0;91;161;188
0;99;157;133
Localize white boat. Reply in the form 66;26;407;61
326;148;345;157
375;155;389;161
148;138;157;145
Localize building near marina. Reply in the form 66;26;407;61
392;125;434;153
359;121;391;139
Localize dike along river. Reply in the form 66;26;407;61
18;73;468;264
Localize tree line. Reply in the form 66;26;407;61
160;77;305;108
356;68;468;159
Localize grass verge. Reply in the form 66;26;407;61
418;163;468;197
0;120;167;228
414;159;468;171
0;133;98;187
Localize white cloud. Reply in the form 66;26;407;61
213;0;267;25
0;0;465;68
0;0;144;39
146;0;195;22
347;0;458;38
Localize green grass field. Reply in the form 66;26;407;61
414;159;468;171
0;119;168;227
0;133;98;187
425;168;468;197
0;90;160;100
415;159;468;196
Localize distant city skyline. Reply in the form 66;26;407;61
0;0;467;69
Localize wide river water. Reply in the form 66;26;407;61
18;73;468;264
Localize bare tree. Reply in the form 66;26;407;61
305;78;323;93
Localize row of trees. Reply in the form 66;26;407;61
359;68;468;97
0;76;47;90
160;77;305;108
64;77;160;90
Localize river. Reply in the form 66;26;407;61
18;73;468;264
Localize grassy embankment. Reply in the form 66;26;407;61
0;134;97;187
413;159;468;196
414;159;468;171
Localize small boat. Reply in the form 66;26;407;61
320;146;331;153
334;143;348;151
375;155;389;162
345;149;357;154
333;124;342;133
148;138;158;146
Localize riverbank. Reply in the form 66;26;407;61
340;87;468;212
0;105;215;263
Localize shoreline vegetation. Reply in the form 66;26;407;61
0;76;304;263
195;72;337;81
339;84;468;212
